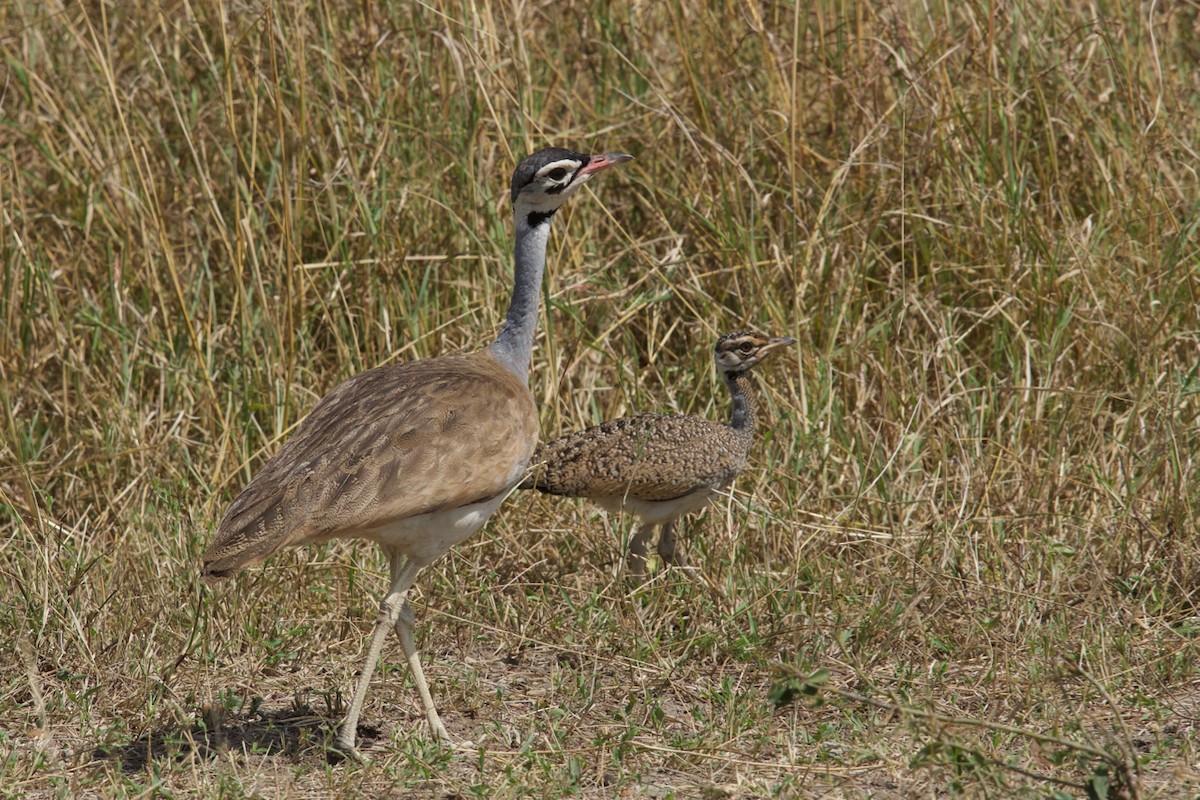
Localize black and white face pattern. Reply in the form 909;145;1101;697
510;147;633;227
714;330;798;374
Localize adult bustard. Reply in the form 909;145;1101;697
521;330;795;577
202;148;632;759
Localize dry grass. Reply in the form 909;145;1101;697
2;0;1199;797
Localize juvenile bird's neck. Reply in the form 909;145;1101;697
489;216;551;384
725;371;757;435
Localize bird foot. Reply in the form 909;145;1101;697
441;736;477;752
327;737;366;765
327;730;473;764
428;721;477;751
659;550;687;568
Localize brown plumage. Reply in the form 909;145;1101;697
522;330;795;576
202;147;631;759
204;354;535;576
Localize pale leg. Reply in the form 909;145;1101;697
331;549;422;760
657;520;683;565
627;523;655;578
394;601;449;740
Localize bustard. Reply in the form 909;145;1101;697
201;147;631;759
521;330;795;576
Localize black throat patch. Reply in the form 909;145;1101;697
527;210;555;227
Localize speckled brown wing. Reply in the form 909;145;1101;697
525;413;751;502
202;351;536;576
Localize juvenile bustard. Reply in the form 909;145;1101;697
522;330;795;576
202;147;631;758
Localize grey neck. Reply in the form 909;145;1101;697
488;214;551;384
725;371;757;435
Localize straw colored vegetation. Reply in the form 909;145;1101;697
2;0;1198;797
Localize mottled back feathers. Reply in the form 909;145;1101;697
520;330;796;516
522;412;750;502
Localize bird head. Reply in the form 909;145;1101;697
714;330;797;374
511;148;633;227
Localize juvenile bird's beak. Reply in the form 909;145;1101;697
762;336;798;356
579;153;634;176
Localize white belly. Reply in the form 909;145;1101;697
596;488;717;526
364;492;509;566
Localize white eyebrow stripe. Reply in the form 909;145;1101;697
536;159;582;177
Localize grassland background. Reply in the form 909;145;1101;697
2;0;1199;797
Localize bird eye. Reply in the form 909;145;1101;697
738;342;754;353
545;167;569;182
